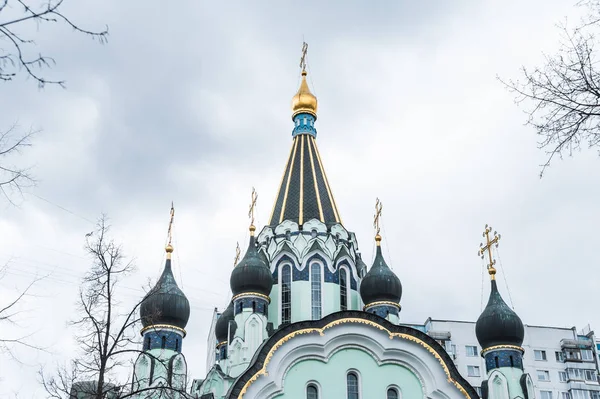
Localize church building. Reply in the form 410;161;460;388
131;47;534;399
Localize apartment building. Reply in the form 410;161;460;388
405;318;600;399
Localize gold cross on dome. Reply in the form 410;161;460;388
234;241;241;267
299;42;308;71
167;202;175;246
478;224;501;280
248;187;258;227
373;198;383;241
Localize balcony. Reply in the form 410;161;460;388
561;338;593;349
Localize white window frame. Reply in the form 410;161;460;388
559;371;568;382
582;349;594;361
346;369;361;399
305;380;320;399
339;266;350;311
556;351;565;362
535;350;548;361
540;391;553;399
561;393;571;399
537;370;550;381
467;365;480;377
465;345;478;357
309;261;324;320
278;262;293;326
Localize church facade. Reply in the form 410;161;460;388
132;58;535;399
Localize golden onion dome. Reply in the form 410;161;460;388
291;70;318;120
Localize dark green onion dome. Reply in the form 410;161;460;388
230;229;274;297
360;241;402;305
140;245;190;329
476;279;524;349
215;301;237;343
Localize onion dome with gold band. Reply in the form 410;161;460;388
476;267;525;371
359;234;402;318
230;226;274;299
215;301;237;361
139;243;190;352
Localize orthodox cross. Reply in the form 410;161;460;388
373;198;383;240
299;42;308;71
167;202;175;246
478;224;501;279
234;241;241;267
248;187;258;227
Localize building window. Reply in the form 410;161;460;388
386;388;398;399
161;336;166;349
591;392;600;399
584;369;596;381
346;372;359;399
144;335;151;350
537;370;550;381
566;350;582;361
571;390;588;399
540;391;553;399
175;338;179;352
306;384;318;399
562;393;571;399
568;368;585;380
556;351;565;362
281;264;292;325
310;263;322;320
559;371;568;382
465;345;478;357
582;349;594;361
340;268;348;311
467;366;480;377
535;350;548;361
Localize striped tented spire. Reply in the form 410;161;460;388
269;133;342;226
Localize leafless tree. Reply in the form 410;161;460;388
0;0;108;88
0;122;37;204
501;1;600;177
40;215;192;398
0;260;46;359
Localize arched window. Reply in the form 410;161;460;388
340;267;348;311
144;335;151;350
161;336;166;349
387;388;398;399
281;264;292;325
310;263;322;320
175;338;180;352
307;384;318;399
347;372;359;399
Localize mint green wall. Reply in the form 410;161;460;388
273;347;423;399
268;282;361;327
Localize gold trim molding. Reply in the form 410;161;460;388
237;318;471;399
140;324;187;338
232;292;271;303
481;344;524;356
364;301;401;310
216;340;227;348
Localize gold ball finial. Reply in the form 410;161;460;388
166;243;174;253
249;224;256;236
488;265;497;280
291;70;318;120
375;234;382;246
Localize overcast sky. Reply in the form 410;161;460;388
1;0;599;397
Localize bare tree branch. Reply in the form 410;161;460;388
500;1;600;177
0;0;108;88
0;122;37;204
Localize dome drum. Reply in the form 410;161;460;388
142;328;184;352
233;296;269;317
483;348;524;372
